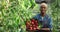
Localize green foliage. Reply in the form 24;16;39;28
0;0;37;32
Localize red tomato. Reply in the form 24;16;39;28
35;23;38;26
36;27;40;30
31;21;34;25
33;25;36;27
30;26;33;30
35;20;38;23
33;27;37;30
31;19;35;22
26;21;31;25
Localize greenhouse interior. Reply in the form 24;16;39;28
0;0;60;32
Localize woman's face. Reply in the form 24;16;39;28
40;4;47;14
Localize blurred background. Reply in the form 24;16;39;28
0;0;60;32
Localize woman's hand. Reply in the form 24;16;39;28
41;28;50;30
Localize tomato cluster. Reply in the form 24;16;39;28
26;19;39;31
